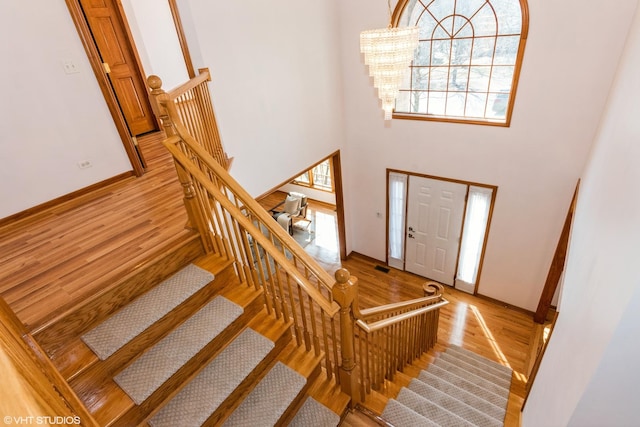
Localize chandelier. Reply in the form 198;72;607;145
360;2;419;120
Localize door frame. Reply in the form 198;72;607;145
64;0;194;176
258;150;348;261
65;0;145;176
386;169;498;294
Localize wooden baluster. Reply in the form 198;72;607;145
320;311;332;377
333;268;360;405
284;274;303;347
297;285;311;351
330;316;340;383
307;294;321;356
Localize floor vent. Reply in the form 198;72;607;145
374;265;390;273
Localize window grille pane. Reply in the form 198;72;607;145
472;4;498;37
312;160;332;191
295;172;310;185
489;65;515;93
427;91;447;116
494;36;520;64
430;68;449;91
414;41;432;66
468;66;491;92
446;92;466;117
471;37;496;65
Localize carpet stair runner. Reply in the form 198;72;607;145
382;345;513;427
37;258;341;426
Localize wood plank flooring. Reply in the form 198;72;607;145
1;137;536;426
0;133;189;330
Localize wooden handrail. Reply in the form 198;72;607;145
164;135;339;315
358;294;444;319
357;300;449;332
148;70;230;170
166;124;337;295
166;69;211;97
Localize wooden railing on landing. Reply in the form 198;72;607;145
149;78;448;405
148;69;231;169
354;283;448;397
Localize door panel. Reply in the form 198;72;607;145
79;0;156;136
405;176;467;285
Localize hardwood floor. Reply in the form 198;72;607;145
0;132;189;329
1;139;536;425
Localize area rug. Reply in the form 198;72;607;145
292;218;315;248
81;264;214;360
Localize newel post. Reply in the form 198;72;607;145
333;268;360;405
146;75;214;254
147;75;176;137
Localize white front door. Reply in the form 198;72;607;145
405;176;467;285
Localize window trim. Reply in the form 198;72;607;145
391;0;529;127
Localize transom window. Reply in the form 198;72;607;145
393;0;528;126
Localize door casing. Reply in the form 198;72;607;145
64;0;194;176
386;169;498;294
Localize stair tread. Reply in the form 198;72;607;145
149;328;274;427
396;387;476;427
447;344;513;376
114;296;243;404
407;379;502;427
433;358;510;397
382;399;439;427
68;272;259;407
222;361;306;426
49;263;231;380
415;373;506;422
444;347;513;381
82;263;214;360
307;374;351;418
290;397;340;427
439;352;512;389
423;365;508;409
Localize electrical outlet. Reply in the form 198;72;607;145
77;160;92;169
62;60;80;74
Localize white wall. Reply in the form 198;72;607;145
0;1;132;218
177;0;346;198
336;0;638;310
121;0;189;90
523;3;640;425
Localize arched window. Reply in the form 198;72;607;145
393;0;528;126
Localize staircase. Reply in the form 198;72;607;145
33;249;345;426
381;345;513;427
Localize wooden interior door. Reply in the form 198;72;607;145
79;0;156;137
405;176;467;285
